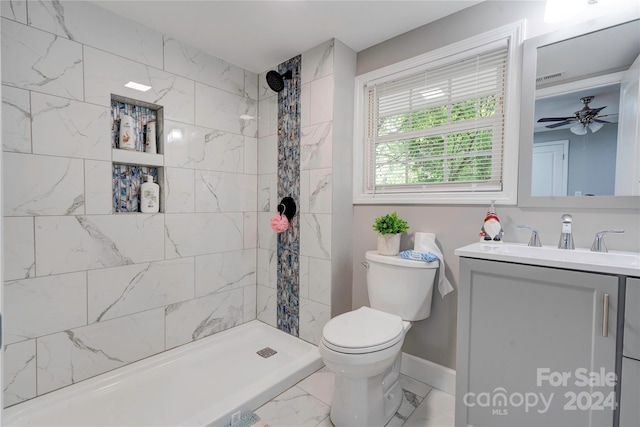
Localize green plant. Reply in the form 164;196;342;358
372;212;409;235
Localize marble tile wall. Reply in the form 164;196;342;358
1;0;258;407
257;41;335;345
277;56;301;335
298;41;335;345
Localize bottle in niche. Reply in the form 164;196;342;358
119;114;136;150
145;120;157;153
140;175;159;213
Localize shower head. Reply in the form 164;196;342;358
266;70;292;93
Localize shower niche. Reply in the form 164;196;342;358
111;95;164;213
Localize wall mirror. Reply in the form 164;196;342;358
518;14;640;209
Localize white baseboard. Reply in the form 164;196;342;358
400;352;456;396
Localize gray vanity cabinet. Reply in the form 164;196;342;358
620;278;639;427
456;258;619;427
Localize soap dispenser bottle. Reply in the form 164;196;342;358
140;175;159;213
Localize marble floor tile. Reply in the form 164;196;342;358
314;416;333;427
386;388;423;427
398;374;433;399
296;366;335;406
403;388;456;427
255;385;330;427
258;367;454;427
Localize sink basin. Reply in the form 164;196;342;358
455;242;640;276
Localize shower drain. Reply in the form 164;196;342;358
256;347;277;358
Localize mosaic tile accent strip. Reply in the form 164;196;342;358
277;55;301;335
112;164;158;213
111;101;157;152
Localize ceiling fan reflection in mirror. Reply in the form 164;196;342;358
537;95;616;135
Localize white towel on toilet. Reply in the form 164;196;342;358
414;232;455;298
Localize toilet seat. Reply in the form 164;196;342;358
322;307;404;354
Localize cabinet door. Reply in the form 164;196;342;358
456;258;618;427
623;278;640;359
620;358;640;427
620;278;640;427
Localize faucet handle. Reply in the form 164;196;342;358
590;229;625;253
516;225;542;247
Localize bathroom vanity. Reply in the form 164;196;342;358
454;243;640;427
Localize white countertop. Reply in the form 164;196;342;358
455;242;640;277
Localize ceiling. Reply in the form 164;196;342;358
90;1;637;134
534;19;639;132
90;0;482;73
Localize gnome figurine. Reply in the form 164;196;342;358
479;200;503;242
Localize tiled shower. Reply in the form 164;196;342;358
1;0;354;408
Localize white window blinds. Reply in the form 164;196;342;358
365;43;509;195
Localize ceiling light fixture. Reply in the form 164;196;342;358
570;117;605;135
124;81;152;92
588;122;604;133
570;123;588;135
570;120;605;135
167;128;183;143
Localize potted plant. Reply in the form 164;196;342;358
372;212;409;255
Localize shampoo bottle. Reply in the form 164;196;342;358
145;120;157;153
119;114;136;150
140;175;159;213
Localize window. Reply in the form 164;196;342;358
353;22;523;204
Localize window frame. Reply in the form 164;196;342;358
353;21;524;205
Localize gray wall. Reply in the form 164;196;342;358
534;124;618;196
358;1;538;75
354;1;640;370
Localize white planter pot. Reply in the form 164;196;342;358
377;233;401;256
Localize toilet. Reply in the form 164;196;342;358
319;250;439;427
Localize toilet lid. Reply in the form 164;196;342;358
322;307;404;354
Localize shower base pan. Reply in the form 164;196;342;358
4;321;322;426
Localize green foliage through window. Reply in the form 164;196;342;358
373;95;498;187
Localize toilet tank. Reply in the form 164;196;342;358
364;250;439;321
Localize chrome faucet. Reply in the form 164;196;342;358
558;214;575;250
516;225;542;247
591;229;625;253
